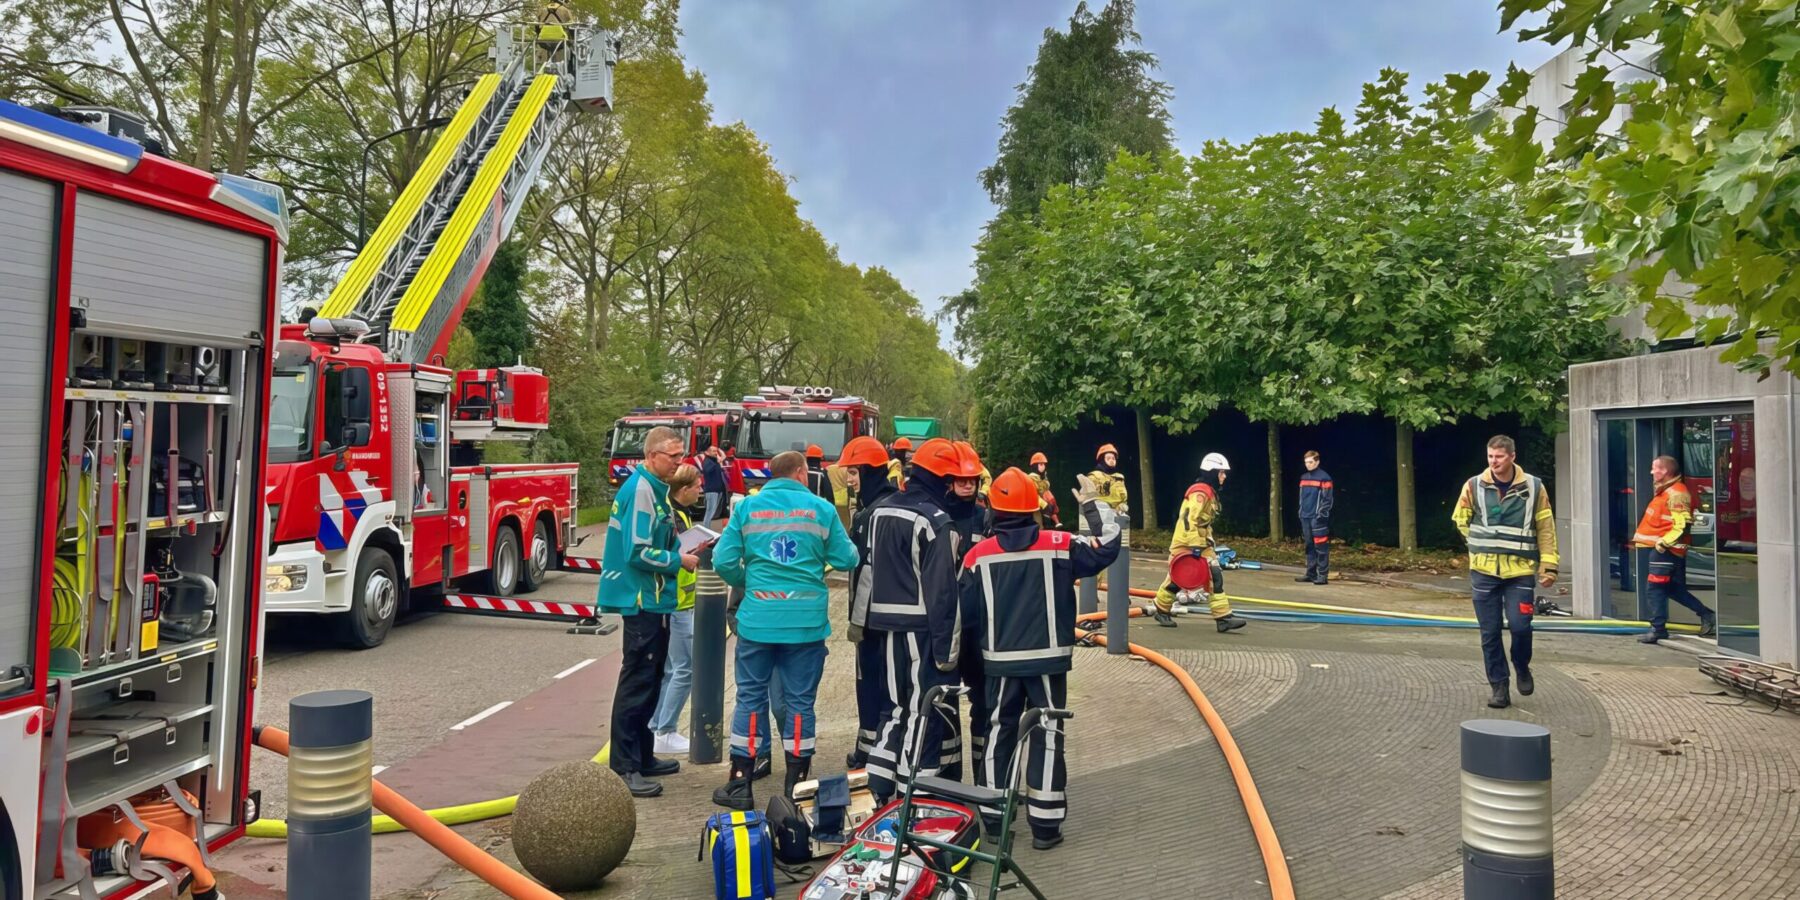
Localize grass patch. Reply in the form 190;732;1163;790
1130;528;1465;574
576;506;610;528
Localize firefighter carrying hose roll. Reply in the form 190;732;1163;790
962;467;1121;850
1151;453;1249;632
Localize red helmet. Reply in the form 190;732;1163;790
911;438;962;478
805;444;824;460
989;468;1041;514
1030;451;1048;466
951;441;984;479
840;436;889;468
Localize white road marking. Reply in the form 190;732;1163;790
451;701;513;731
372;765;387;776
554;658;597;680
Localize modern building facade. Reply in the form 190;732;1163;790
1518;44;1800;665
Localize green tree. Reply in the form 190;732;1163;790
464;238;532;366
1455;0;1800;374
969;0;1174;527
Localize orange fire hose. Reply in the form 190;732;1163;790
1075;607;1296;900
254;725;558;900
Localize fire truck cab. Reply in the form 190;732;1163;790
607;399;742;484
733;386;880;490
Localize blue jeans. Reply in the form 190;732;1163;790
1470;572;1534;684
649;609;695;734
730;638;827;760
1646;549;1712;633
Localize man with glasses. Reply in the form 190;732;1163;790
597;426;699;797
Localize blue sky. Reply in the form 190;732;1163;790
678;1;1559;345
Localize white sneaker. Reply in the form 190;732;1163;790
654;731;690;754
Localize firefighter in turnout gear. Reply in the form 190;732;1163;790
1297;451;1334;584
887;437;913;489
1151;453;1248;632
944;440;991;779
963;468;1122;850
1028;451;1061;529
1633;455;1716;643
840;436;893;770
854;438;966;803
1086;443;1130;522
1451;435;1558;709
805;444;834;504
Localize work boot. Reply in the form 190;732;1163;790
625;772;664;798
642;756;680;777
1487;681;1510;709
783;752;812;799
1312;577;1329;586
1153;610;1178;628
753;752;773;781
1031;832;1064;851
1638;630;1668;644
1700;612;1718;637
1216;615;1247;633
1294;575;1315;583
846;750;867;770
712;756;755;810
1515;666;1534;696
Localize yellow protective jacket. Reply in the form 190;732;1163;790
1086;470;1129;512
1169;482;1219;558
1451;465;1559;580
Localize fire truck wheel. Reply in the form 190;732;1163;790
485;523;523;596
339;548;400;649
520;517;553;593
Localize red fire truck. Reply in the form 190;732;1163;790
2;98;284;900
732;386;881;490
261;24;617;648
607;399;742;485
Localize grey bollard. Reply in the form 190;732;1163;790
1079;568;1100;616
691;564;729;765
287;690;373;900
1106;525;1131;655
1460;719;1554;899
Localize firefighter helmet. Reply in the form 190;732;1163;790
911;438;963;478
891;437;913;452
1201;452;1231;472
840;436;889;468
805;444;824;460
1030;451;1048;466
988;468;1041;514
952;441;984;479
1095;443;1118;460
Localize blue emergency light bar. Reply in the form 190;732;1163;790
0;99;143;172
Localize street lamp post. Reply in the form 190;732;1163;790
357;116;453;247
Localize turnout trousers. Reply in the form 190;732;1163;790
979;672;1069;840
864;628;959;801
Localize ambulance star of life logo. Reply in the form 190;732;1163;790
770;535;799;563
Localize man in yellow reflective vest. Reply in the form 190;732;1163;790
1451;435;1558;710
1633;454;1716;643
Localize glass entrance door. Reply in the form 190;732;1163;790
1600;411;1758;655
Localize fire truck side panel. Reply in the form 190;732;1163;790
410;509;452;588
447;465;577;580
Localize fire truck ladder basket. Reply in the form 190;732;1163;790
1696;655;1800;715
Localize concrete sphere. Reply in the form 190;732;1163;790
513;761;637;890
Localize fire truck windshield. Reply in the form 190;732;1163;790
613;421;691;457
269;365;316;463
737;411;850;459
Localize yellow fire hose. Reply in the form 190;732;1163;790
246;744;609;838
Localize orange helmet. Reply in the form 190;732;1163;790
1029;451;1048;466
892;437;913;452
805;444;824;460
952;441;984;479
911;438;962;478
1096;443;1118;460
988;467;1041;514
840;436;889;468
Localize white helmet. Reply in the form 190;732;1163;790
1201;452;1231;472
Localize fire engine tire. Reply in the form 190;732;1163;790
484;524;523;596
519;517;552;593
338;548;400;649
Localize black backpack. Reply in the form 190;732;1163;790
764;794;812;865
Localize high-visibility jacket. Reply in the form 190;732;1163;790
1451;465;1559;580
1085;470;1129;514
886;458;907;490
1170;482;1219;557
1298;467;1335;519
713;478;859;644
959;502;1121;677
674;509;697;611
1633;477;1694;556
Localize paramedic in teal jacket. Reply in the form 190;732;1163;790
711;450;860;809
598;426;697;798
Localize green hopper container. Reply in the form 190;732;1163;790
891;416;941;440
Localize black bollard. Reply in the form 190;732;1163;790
1106;523;1130;655
690;564;728;765
287;690;373;900
1460;719;1554;899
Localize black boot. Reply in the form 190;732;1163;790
846;750;866;770
1216;615;1247;633
1294;575;1315;583
1153;610;1178;627
1638;630;1668;644
1487;681;1510;709
753;752;773;781
712;756;755;810
1515;666;1534;696
783;752;811;799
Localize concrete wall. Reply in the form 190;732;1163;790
1562;346;1800;665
